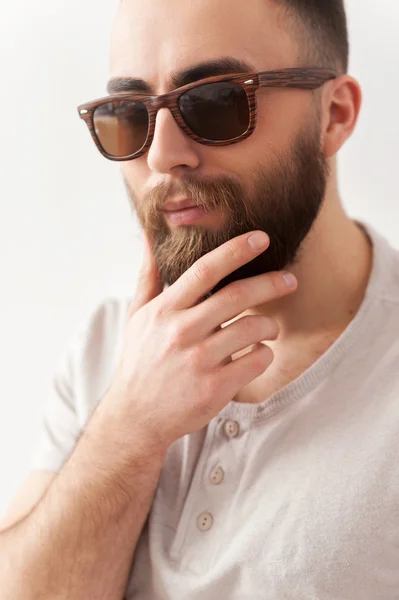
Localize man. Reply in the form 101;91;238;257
1;0;398;598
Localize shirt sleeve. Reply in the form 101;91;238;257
29;296;131;473
29;319;89;473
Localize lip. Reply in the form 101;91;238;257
163;198;198;211
164;206;212;225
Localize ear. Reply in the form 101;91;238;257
321;75;362;158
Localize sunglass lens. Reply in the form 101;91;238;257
178;81;250;141
93;100;149;157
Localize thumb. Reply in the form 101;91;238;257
128;232;163;316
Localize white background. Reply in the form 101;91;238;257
0;0;398;514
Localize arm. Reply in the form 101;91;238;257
0;229;295;600
0;396;167;600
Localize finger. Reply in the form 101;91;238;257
199;316;279;368
185;270;297;339
218;342;274;394
128;232;163;317
164;231;270;311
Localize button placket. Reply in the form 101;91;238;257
196;512;214;532
224;419;240;438
196;419;241;541
209;465;225;485
168;420;220;561
169;414;250;573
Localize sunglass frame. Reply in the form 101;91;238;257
77;67;338;162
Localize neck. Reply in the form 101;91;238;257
247;183;373;345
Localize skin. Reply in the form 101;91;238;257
109;0;371;403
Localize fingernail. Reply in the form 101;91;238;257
248;232;269;251
281;272;297;288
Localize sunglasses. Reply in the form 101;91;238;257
77;67;338;162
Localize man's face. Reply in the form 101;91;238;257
111;0;330;294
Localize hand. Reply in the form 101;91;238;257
106;230;297;451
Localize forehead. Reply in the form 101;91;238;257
110;0;297;91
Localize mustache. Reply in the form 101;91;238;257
134;175;255;230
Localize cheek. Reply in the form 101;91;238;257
121;160;149;199
254;89;309;148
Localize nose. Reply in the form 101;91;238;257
146;107;201;175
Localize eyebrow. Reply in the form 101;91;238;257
106;57;256;95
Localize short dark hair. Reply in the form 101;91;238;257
274;0;349;73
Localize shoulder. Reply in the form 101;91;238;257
82;295;132;348
69;296;132;421
361;222;399;307
78;294;132;371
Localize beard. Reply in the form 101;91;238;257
126;116;330;297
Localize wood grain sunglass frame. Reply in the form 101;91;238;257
78;66;338;162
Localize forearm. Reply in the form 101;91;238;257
0;398;167;600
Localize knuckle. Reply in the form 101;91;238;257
225;281;246;307
152;301;168;321
267;273;281;295
191;259;212;284
166;321;187;350
226;238;243;262
226;286;242;307
187;345;205;371
241;316;259;336
153;292;179;320
268;273;286;295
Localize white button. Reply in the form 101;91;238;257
224;420;240;438
196;512;214;532
209;466;225;485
